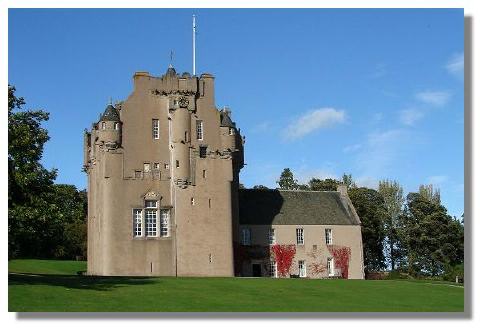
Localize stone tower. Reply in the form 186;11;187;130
83;66;244;276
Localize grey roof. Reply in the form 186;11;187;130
165;64;177;77
220;111;236;128
239;189;359;226
100;105;120;122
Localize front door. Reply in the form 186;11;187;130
252;264;262;277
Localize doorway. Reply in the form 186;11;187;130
252;263;262;277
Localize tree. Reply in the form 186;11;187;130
342;173;356;189
252;185;269;190
8;85;57;258
348;187;387;273
378;179;405;270
276;168;298;190
402;192;463;276
308;178;340;191
419;184;441;205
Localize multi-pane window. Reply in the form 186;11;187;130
196;120;204;140
160;209;170;237
241;228;251;245
268;228;276;245
133;209;142;237
298;260;306;277
269;261;277;278
325;228;333;245
145;209;157;237
145;200;158;237
144;163;151;172
327;257;335;276
152;119;159;139
296;228;304;245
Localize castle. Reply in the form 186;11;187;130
84;65;364;279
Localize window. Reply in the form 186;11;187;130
145;209;157;237
152;119;159;139
208;198;211;208
114;122;120;130
325;228;333;245
296;228;304;245
144;163;151;172
209;254;213;263
133;209;142;237
191;197;195;206
269;261;277;278
299;260;306;277
241;228;251;245
229;127;235;135
199;145;207;158
101;122;106;130
327;257;335;276
134;170;142;179
160;209;170;237
165;163;169;170
196;120;204;140
268;228;276;245
202;170;206;178
145;200;157;208
153;163;160;170
176;160;179;168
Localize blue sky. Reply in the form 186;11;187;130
8;9;464;217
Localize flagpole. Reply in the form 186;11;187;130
193;14;196;76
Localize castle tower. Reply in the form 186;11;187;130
84;65;244;276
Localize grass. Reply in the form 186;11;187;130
9;259;464;312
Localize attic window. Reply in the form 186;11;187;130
101;122;106;130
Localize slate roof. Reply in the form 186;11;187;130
100;105;120;122
220;111;236;128
239;189;359;226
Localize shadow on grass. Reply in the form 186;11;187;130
9;273;157;292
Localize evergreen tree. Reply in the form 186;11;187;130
308;178;340;191
276;168;298;190
348;187;387;273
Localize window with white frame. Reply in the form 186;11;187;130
325;228;333;245
296;228;304;245
327;257;335;276
152;119;159;139
269;261;277;278
241;228;251;245
144;163;151;172
160;209;170;237
196;120;204;140
101;122;106;130
145;200;158;237
268;228;276;245
114;122;120;130
133;209;142;237
298;260;306;277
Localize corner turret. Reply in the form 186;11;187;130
97;104;122;150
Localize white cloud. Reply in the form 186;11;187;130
445;52;464;77
399;108;425;126
285;108;346;140
355;176;379;189
343;143;362;153
415;91;451;107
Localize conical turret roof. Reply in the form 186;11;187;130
100;104;120;122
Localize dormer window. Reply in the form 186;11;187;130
101;122;106;130
114;122;120;130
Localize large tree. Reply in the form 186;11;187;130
402;192;463;276
378;179;405;270
418;184;441;205
276;168;298;190
348;187;387;273
308;178;340;191
8;85;58;258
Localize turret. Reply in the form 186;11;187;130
97;104;122;150
219;108;237;151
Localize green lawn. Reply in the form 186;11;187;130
8;259;464;312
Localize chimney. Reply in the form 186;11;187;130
337;184;348;197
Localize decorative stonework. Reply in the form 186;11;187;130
151;89;196;97
143;191;159;200
178;96;189;108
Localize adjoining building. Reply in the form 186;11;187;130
84;65;364;278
